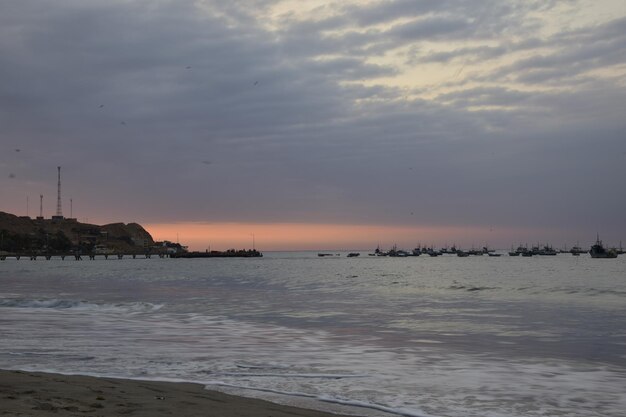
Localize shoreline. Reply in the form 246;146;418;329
0;369;365;417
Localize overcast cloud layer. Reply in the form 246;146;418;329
1;0;625;244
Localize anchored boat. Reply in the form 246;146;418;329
589;235;618;259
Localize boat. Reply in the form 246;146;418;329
570;244;586;256
387;245;410;257
422;246;441;256
374;245;387;256
457;251;469;257
510;245;529;256
538;245;558;256
440;246;451;254
589;235;618;259
488;253;501;257
347;252;360;257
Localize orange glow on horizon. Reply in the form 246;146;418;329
144;222;542;251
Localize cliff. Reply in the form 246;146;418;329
0;211;154;254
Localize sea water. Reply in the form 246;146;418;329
1;252;625;417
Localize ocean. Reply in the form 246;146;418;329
1;252;625;417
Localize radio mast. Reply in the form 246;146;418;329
37;194;44;220
52;166;64;220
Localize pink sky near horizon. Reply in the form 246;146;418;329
144;222;557;251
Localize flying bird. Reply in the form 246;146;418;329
15;149;20;152
99;104;104;108
8;173;15;178
186;66;192;69
201;160;212;165
120;121;126;125
254;81;259;86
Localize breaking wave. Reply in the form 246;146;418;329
0;298;163;313
204;381;434;417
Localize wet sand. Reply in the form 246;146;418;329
0;370;360;417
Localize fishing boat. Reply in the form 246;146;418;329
589;235;617;259
538;245;558;256
570;244;586;256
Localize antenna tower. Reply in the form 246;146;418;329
55;166;63;219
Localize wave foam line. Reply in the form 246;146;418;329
6;352;95;360
204;381;435;417
0;298;163;312
235;363;291;370
214;372;366;379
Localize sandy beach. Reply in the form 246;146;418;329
0;370;360;417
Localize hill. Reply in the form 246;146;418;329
0;211;154;254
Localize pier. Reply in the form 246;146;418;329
0;249;263;260
0;252;169;261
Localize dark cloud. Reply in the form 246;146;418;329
0;0;624;245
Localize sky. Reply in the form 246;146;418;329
1;0;625;250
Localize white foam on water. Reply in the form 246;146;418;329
410;339;443;344
0;297;163;313
3;302;626;417
214;372;367;379
204;381;434;417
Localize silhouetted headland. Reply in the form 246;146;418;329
0;211;155;255
0;211;261;259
